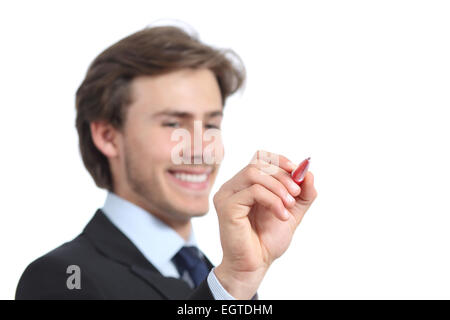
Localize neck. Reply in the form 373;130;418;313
160;217;192;242
112;189;193;242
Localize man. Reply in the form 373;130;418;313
15;25;317;300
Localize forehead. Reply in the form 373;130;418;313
128;68;223;116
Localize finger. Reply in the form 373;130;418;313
223;165;297;208
250;150;297;173
232;184;289;221
251;159;301;197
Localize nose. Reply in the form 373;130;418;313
191;120;206;165
176;120;223;165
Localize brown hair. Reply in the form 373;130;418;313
75;26;246;191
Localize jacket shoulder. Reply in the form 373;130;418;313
15;234;104;300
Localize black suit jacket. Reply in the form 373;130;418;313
15;209;216;300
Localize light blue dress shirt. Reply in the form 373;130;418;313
101;191;235;300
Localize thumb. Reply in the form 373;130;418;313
291;171;318;225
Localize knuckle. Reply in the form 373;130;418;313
263;164;279;176
212;192;220;206
272;182;286;197
244;166;259;179
213;187;225;205
271;177;287;195
254;159;278;176
273;197;284;210
249;184;265;198
250;183;263;193
272;199;285;216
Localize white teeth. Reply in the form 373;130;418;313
173;172;208;183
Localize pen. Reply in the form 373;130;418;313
291;157;311;185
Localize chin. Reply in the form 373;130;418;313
172;199;210;217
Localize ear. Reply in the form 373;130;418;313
90;121;120;158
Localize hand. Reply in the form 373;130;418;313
213;150;318;299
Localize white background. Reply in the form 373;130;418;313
1;0;449;299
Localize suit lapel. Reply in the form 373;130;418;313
82;209;198;299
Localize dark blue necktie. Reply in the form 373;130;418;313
172;246;209;288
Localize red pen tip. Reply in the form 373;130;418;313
291;156;311;185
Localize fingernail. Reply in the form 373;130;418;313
286;193;295;204
289;180;301;193
283;209;291;219
288;161;297;172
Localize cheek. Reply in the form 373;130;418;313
127;127;175;166
145;129;179;164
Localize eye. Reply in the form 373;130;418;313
162;122;180;128
205;124;220;130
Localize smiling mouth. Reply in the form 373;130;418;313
167;168;213;191
172;172;208;183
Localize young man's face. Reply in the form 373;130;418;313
113;68;224;226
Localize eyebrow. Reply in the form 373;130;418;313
152;109;223;119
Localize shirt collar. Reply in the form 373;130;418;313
100;191;197;274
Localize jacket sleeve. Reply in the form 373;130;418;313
187;279;258;300
186;279;215;300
